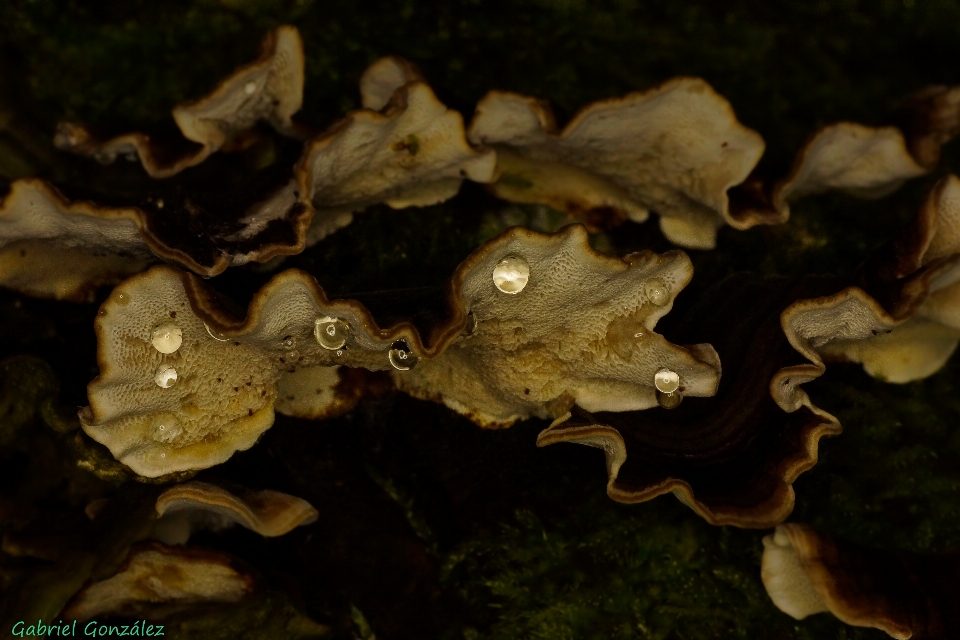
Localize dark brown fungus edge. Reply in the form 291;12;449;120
762;523;960;640
537;198;957;528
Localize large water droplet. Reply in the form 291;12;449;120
315;317;349;350
388;341;419;371
644;279;670;306
204;322;229;342
151;323;182;354
654;369;680;393
154;364;179;388
656;389;683;409
493;256;530;294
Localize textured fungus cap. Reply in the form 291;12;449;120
297;57;497;245
820;174;960;382
81;225;719;475
762;524;960;639
79;263;436;477
55;26;306;179
0;180;154;301
468;80;765;249
62;542;255;622
395;225;721;426
536;220;948;527
152;482;317;545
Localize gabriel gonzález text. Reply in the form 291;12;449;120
11;619;165;637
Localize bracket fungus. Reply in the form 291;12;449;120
81;225;720;475
62;543;256;622
54;26;306;179
395;225;721;426
467;80;765;250
0;180;154;301
152;482;318;545
762;524;960;640
536;215;951;527
820;174;960;382
295;56;497;245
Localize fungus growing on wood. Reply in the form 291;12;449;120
54;26;306;179
62;543;255;622
296;57;497;244
468;80;765;249
152;482;317;545
0;180;153;301
762;523;960;639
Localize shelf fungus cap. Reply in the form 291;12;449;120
80;264;454;477
0;179;154;301
819;174;960;382
62;542;255;622
762;524;960;639
467;79;765;249
152;482;318;544
296;58;496;245
535;225;941;528
55;26;306;178
394;224;722;427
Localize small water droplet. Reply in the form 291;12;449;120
204;322;229;342
654;369;680;393
160;453;166;459
335;350;343;357
244;81;257;95
315;317;349;350
286;350;299;361
155;417;182;442
644;279;670;306
151;323;182;354
656;389;683;409
116;292;131;306
388;341;419;371
154;364;178;388
281;335;296;349
634;331;645;339
492;256;530;294
461;310;478;337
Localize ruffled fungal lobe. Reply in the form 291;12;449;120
296;58;497;245
152;482;317;545
395;225;721;426
820;174;960;382
62;543;255;622
55;26;306;179
536;236;947;528
0;180;153;301
80;263;448;477
762;524;960;639
468;80;766;249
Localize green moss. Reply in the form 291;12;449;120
167;592;330;639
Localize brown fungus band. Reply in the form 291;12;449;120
55;26;307;179
80;225;719;477
762;523;960;640
537;179;960;528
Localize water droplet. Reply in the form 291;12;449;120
161;453;166;458
335;350;343;357
461;310;478;337
281;335;296;349
244;81;257;95
204;322;229;342
315;317;349;350
154;364;178;388
634;331;645;339
286;350;299;361
388;341;419;371
492;256;530;294
645;279;670;306
656;389;683;409
151;323;182;354
116;292;131;306
654;369;680;393
155;417;182;442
